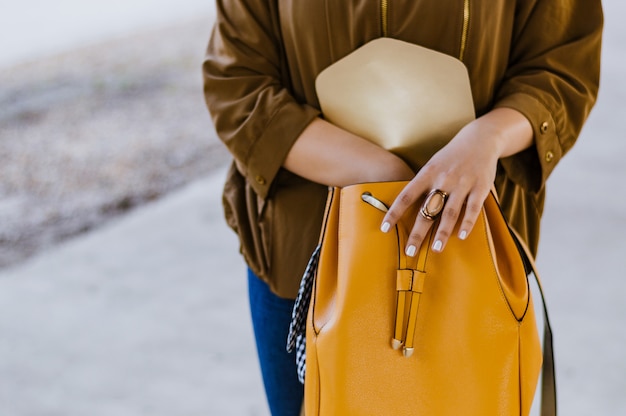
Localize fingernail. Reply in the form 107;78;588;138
381;222;391;233
406;245;417;257
432;240;443;252
459;230;468;240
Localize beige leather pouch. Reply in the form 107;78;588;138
315;37;475;170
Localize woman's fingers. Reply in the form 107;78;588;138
456;186;491;241
429;192;464;252
381;179;447;256
380;178;428;234
381;182;491;257
403;215;432;257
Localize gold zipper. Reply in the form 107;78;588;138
381;0;388;37
459;0;470;61
381;1;467;58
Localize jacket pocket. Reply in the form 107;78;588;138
221;163;272;278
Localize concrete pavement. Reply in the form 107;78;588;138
0;171;267;416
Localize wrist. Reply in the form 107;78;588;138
379;155;415;182
476;108;533;159
357;152;414;184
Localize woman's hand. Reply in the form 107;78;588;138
380;107;534;256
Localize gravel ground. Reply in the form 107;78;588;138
0;16;229;268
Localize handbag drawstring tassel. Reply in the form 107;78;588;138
394;270;412;349
394;269;426;357
402;270;426;357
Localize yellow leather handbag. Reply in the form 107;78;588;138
303;182;555;416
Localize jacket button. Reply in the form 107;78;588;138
255;175;267;185
540;121;549;134
545;151;554;163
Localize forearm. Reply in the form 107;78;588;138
283;118;414;187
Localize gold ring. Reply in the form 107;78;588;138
420;189;448;221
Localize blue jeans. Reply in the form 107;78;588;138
248;270;303;416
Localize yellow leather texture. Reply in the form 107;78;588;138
305;182;543;415
315;38;476;170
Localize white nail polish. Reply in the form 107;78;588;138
381;222;391;233
459;230;468;240
406;245;417;257
433;240;443;252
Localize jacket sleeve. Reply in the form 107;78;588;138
493;0;603;193
203;0;320;199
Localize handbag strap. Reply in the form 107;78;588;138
489;187;556;416
508;226;557;416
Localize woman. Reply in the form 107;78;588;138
203;1;602;415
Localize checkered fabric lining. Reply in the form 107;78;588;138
286;245;321;384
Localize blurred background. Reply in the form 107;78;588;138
0;1;624;415
0;0;229;268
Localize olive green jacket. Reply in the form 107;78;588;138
203;0;603;299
